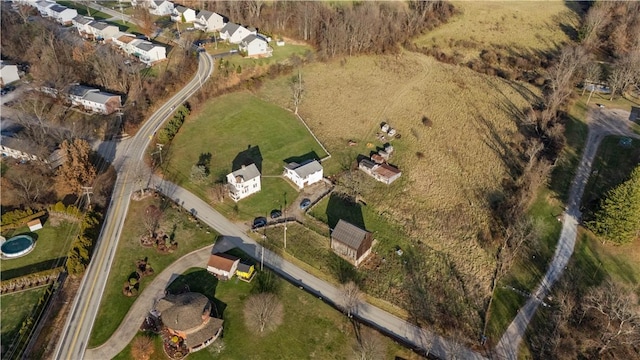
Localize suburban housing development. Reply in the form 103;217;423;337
2;1;640;360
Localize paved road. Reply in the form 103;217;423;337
494;107;640;359
84;175;485;360
53;52;214;360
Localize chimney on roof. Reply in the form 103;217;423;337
241;165;246;169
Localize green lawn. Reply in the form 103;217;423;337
223;44;312;70
113;267;420;360
108;19;140;34
163;92;327;220
0;287;49;358
88;196;219;348
0;221;80;281
581;136;640;211
264;223;331;271
57;1;110;20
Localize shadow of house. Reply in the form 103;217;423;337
326;193;365;230
283;151;321;165
232;145;263;173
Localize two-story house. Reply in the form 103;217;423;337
193;10;226;32
283;159;323;189
219;22;255;44
148;0;174;16
226;163;261;201
239;34;272;57
47;4;77;25
171;5;196;23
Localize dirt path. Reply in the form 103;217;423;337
494;107;640;359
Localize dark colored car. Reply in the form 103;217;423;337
299;198;311;210
253;217;267;229
270;210;282;219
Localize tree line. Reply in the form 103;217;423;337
182;0;455;59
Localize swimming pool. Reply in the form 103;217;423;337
1;235;35;259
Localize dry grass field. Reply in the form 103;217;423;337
413;1;580;62
258;51;542;299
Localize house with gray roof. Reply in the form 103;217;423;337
194;10;226;32
226;163;261;201
0;61;20;87
330;219;373;267
48;4;77;25
147;0;174;16
67;84;121;115
155;292;223;353
283;159;323;189
87;21;120;40
220;22;255;44
171;5;196;23
239;34;272;58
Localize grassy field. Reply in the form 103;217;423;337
164;92;327;220
88;196;219;348
113;267;423;360
582;136;640;210
258;51;540;302
57;1;110;20
0;221;80;281
0;287;49;358
413;1;580;62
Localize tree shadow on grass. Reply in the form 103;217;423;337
0;257;66;281
325;193;365;230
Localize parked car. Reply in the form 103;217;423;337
270;209;282;219
299;198;311;210
253;217;267;229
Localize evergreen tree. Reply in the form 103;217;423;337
588;166;640;244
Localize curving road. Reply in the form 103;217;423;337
53;52;214;360
85;175;487;360
494;107;640;359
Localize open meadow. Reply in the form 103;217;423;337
258;50;542;302
164;92;327;220
413;1;580;63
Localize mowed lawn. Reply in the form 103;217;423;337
165;92;327;220
258;51;536;298
413;1;579;62
0;221;80;281
113;267;423;360
88;196;219;348
0;287;49;358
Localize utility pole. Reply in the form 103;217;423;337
82;186;94;206
153;143;164;165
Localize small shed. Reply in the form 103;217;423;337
378;150;390;160
27;219;43;232
330;220;373;267
381;123;390;133
384;145;394;154
387;128;397;137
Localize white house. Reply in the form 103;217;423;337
226;163;261;201
72;15;95;35
48;4;77;25
239;34;272;57
68;85;121;115
0;61;20;86
171;5;196;23
0;136;42;162
148;0;174;16
219;22;255;44
87;21;120;40
283;159;323;189
34;0;55;17
131;39;167;65
194;10;226;32
207;253;240;281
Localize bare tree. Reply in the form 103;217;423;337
244;293;284;334
142;205;163;237
207;183;227;204
581;62;602;96
5;164;52;206
54;139;97;197
608;51;640;101
131;335;154;360
580;3;610;50
291;71;304;115
582;281;640;355
135;6;155;40
352;327;386;360
339;281;362;318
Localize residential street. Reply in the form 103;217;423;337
494;108;640;359
53;52;214;360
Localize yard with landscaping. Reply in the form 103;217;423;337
113;267;422;360
0;220;80;281
163;91;327;220
0;287;49;358
88;195;219;348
